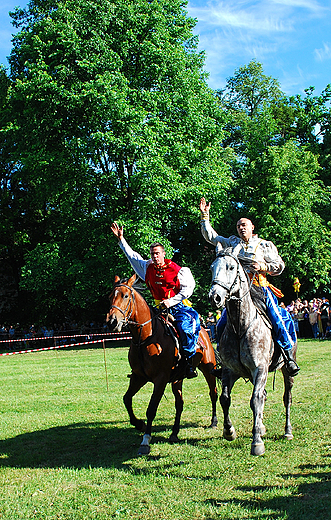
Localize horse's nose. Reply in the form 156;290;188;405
209;290;223;308
107;315;117;331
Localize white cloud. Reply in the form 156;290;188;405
271;0;325;13
189;1;294;33
314;43;331;61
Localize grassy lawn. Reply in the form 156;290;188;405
0;339;330;519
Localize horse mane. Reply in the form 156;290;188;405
116;277;146;296
116;277;157;315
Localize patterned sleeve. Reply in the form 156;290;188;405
262;241;285;276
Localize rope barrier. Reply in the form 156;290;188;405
0;335;132;356
0;331;129;345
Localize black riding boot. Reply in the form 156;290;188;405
282;347;300;376
185;357;198;379
210;366;222;379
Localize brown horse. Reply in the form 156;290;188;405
106;274;218;456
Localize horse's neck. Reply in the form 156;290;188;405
130;290;153;342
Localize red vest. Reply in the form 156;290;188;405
145;260;181;301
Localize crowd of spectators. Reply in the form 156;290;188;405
202;296;331;342
281;296;331;339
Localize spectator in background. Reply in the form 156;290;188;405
291;308;299;338
309;303;320;338
325;320;331;339
296;304;306;339
320;297;330;338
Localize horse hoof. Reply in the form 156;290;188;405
223;426;236;441
138;445;151;456
251;442;265;456
169;434;180;443
284;432;294;440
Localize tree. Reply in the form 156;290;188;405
4;0;230;321
241;141;331;295
214;61;331;297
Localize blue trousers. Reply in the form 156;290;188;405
216;287;296;351
170;302;201;358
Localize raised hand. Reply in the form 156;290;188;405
110;221;124;241
200;197;211;214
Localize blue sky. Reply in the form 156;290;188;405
0;0;330;96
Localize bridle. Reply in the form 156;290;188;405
211;251;255;302
109;282;157;329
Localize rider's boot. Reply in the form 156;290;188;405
282;347;300;376
185;357;198;379
210;366;222;379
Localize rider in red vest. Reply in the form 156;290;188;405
111;222;201;378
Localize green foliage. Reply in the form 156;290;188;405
215;60;331;297
3;0;230;321
246;141;331;292
2;1;331;323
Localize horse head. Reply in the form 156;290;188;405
106;273;137;331
209;243;242;308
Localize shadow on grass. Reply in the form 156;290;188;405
204;460;331;520
0;419;219;469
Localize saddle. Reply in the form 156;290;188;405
159;312;207;354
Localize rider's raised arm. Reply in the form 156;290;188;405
199;198;231;248
114;231;151;281
111;221;150;279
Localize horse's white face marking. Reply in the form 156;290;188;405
209;254;238;308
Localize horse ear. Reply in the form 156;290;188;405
127;273;137;287
215;241;224;255
114;275;120;284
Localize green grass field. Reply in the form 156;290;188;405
0;339;330;520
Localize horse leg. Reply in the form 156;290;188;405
138;377;168;456
198;363;218;429
250;367;268;456
260;388;267;437
169;380;184;443
123;372;148;433
220;368;239;441
281;367;294;440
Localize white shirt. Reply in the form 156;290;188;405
119;238;196;306
201;219;285;276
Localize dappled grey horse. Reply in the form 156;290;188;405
209;243;296;456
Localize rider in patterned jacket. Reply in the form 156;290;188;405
111;221;200;378
199;198;300;377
